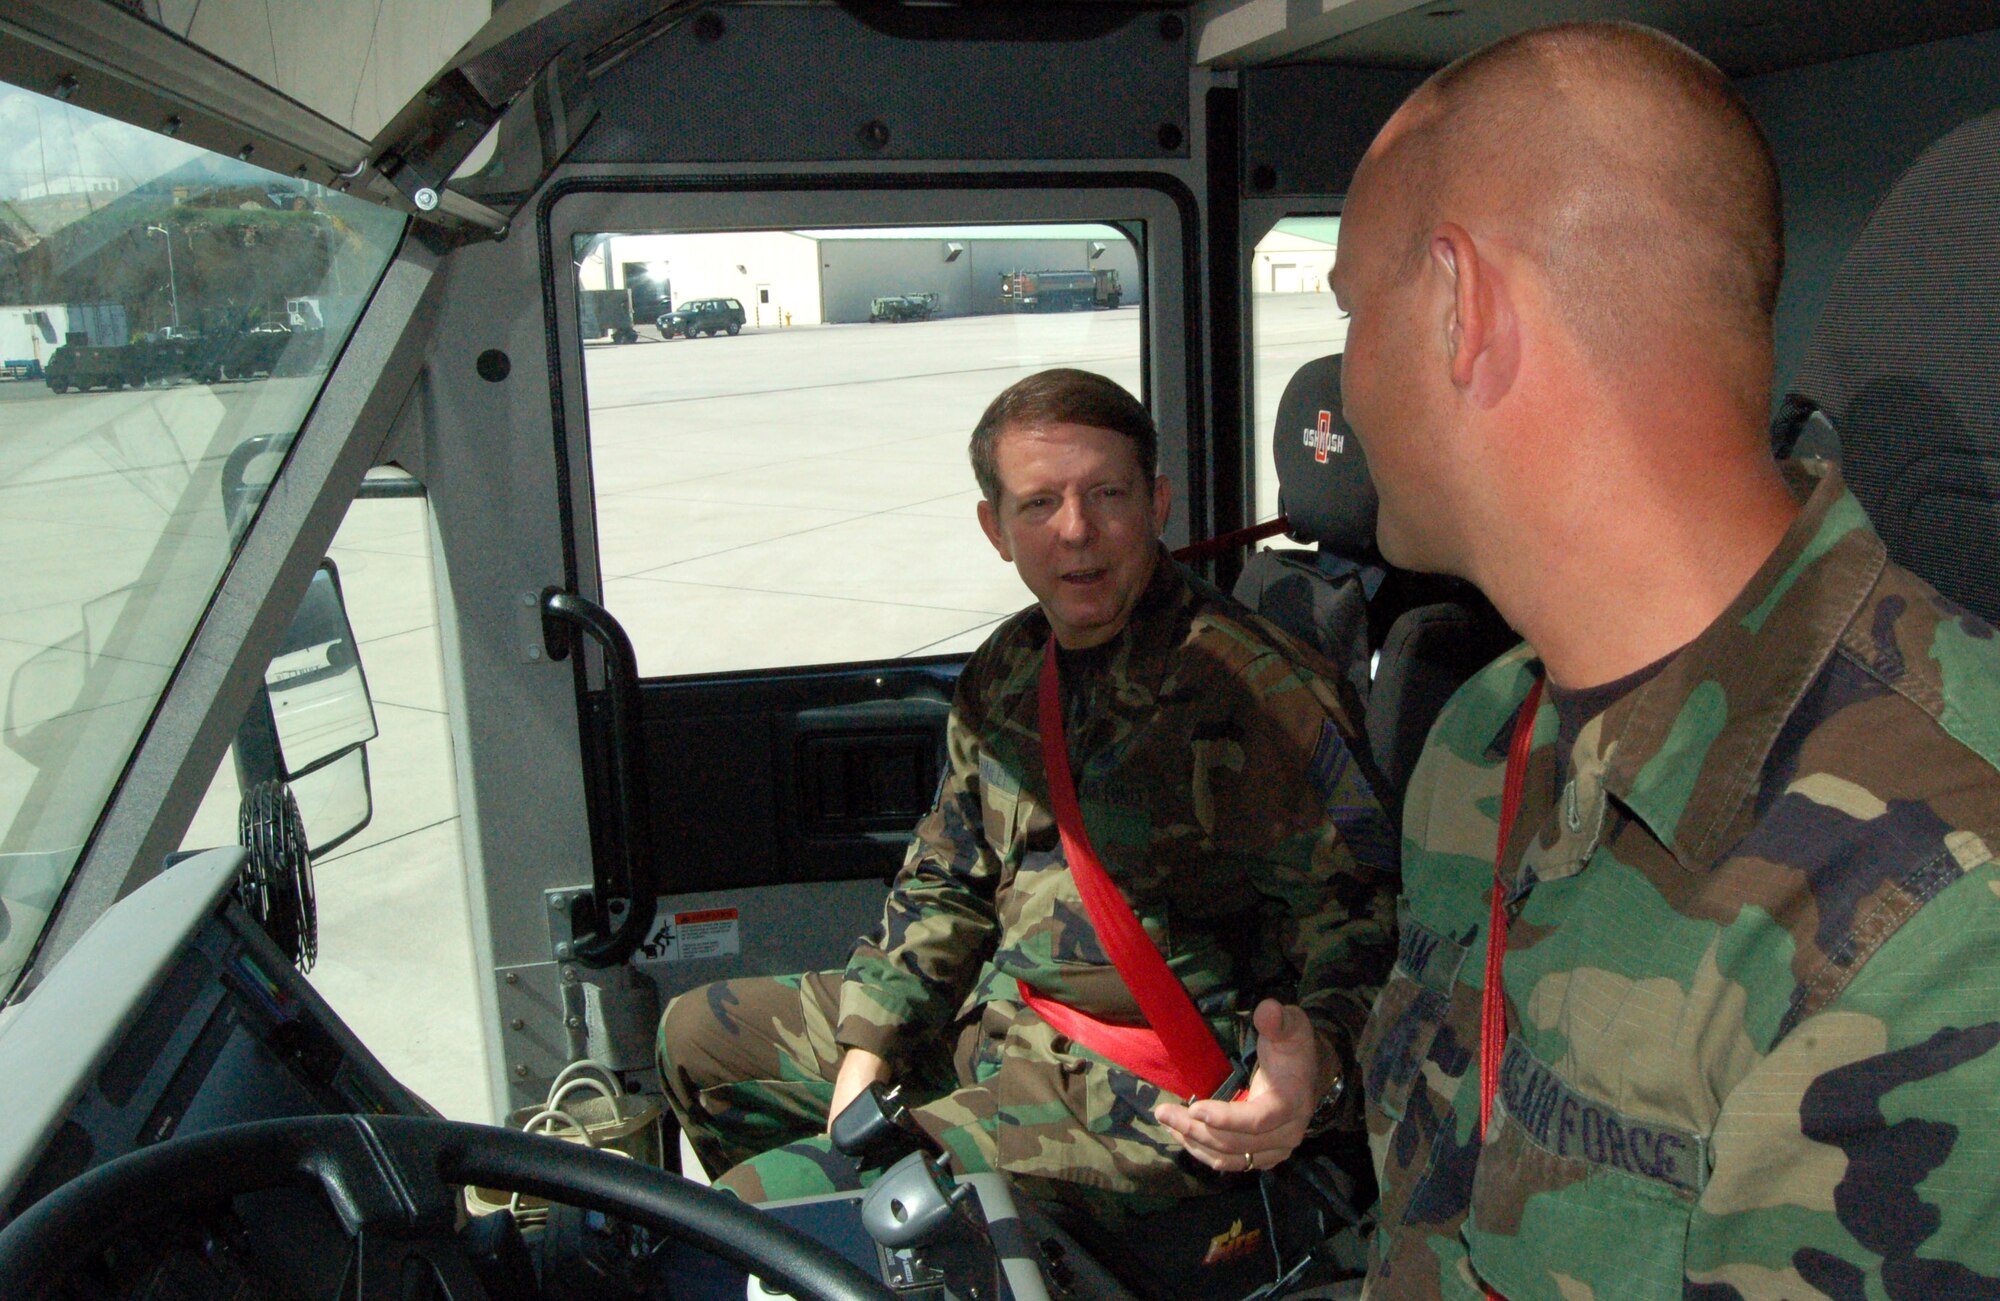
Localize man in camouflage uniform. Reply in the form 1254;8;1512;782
657;368;1394;1218
1333;20;2000;1298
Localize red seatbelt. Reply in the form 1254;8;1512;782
1016;635;1237;1103
1478;676;1544;1301
1169;515;1292;564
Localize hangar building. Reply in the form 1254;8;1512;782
579;225;1145;327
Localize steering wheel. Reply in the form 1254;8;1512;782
0;1114;894;1301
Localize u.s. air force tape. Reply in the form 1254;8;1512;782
1496;1037;1709;1195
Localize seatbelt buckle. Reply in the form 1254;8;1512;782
1208;1042;1257;1103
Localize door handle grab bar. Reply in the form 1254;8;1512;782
539;588;658;968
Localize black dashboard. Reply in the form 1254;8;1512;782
0;850;428;1297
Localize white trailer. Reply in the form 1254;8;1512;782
0;305;64;379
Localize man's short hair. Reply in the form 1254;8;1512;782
1387;21;1782;369
969;369;1158;503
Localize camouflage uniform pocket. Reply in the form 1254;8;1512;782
1464;1052;1698;1301
1358;907;1469;1124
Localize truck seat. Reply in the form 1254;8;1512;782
1776;104;2000;631
1233;353;1516;816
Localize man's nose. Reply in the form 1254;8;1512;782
1053;494;1094;544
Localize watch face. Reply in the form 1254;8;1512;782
1305;1073;1347;1135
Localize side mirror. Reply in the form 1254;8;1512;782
236;561;378;855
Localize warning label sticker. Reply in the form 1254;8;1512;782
639;907;741;962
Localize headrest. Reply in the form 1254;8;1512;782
1787;106;2000;628
1272;353;1378;558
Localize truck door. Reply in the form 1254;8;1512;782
407;2;1213;1119
438;192;1194;1121
547;194;1191;1061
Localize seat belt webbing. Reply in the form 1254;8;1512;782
1021;634;1236;1103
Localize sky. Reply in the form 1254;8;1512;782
0;88;207;202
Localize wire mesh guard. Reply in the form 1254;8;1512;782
235;779;317;972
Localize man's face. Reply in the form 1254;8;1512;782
977;421;1172;649
1331;138;1460;574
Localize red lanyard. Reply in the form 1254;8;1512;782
1478;676;1544;1301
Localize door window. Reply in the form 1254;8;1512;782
576;223;1146;676
1250;217;1345;522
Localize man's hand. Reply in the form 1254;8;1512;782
1153;1000;1319;1173
827;1047;892;1134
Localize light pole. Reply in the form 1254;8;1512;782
146;223;180;331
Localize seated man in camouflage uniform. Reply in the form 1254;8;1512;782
657;368;1395;1222
1333;21;2000;1297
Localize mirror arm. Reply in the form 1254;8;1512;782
539;589;659;968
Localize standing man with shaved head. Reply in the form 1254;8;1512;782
1337;21;2000;1298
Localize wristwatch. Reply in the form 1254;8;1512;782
1303;1071;1347;1136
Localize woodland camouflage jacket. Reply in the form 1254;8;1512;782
1361;461;2000;1299
837;553;1396;1193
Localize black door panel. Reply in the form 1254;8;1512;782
584;659;961;895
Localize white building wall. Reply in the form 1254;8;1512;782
599;233;825;327
20;177;122;200
1252;229;1339;295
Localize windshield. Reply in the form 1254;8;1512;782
0;80;407;997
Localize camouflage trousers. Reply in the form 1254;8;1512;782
655;970;1186;1222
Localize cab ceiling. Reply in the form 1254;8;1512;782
1195;0;2000;76
97;0;2000;127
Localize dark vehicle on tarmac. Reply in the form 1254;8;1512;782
5;3;2000;1301
999;268;1122;311
869;292;937;322
42;342;138;393
658;297;746;337
580;287;642;344
184;323;323;383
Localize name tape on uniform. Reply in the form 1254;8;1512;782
1498;1037;1709;1195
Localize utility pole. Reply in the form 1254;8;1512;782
146;223;180;330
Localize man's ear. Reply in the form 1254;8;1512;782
1150;474;1173;533
977;497;1013;562
1432;222;1517;406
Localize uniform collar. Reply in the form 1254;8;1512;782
1002;545;1194;766
1023;543;1191;699
1592;459;1886;871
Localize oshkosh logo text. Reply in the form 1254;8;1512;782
1304;410;1345;462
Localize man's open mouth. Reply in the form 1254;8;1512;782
1062;568;1107;584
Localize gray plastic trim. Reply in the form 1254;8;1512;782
0;847;244;1210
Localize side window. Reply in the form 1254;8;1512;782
576;223;1145;676
1251;217;1344;522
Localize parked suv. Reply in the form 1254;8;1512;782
658;297;746;338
